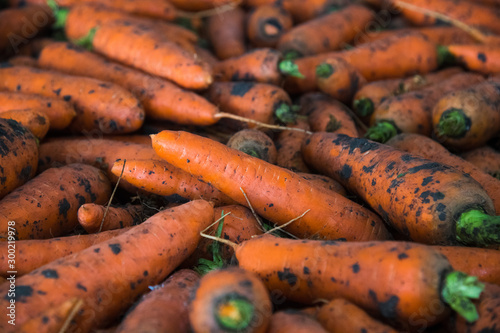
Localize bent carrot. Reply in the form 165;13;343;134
462;146;500;180
267;311;328;333
189;267;272;333
441;44;500;75
454;283;500;333
77;203;142;233
226;129;277;164
0;118;38;199
152;130;391;241
302;133;498;246
0;228;130;277
0;65;144;134
0;200;214;332
275;118;311;172
386;133;500;214
0;164;111;240
247;3;293;48
116;269;200;333
37;42;219;125
0;109;50;140
207;6;246;60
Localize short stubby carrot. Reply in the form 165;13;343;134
247;3;293;48
267;311;328;333
77;203;142;233
189;267;272;333
0;200;214;332
277;4;375;57
226;129;277;164
37;42;219;125
0;65;144;134
152;130;391;241
442;44;500;75
0;163;111;240
462;146;500;180
275;118;311;172
207;6;246;60
0;118;38;199
302;133;498;246
110;159;237;206
0;109;50;140
116;269;200;333
0;91;76;130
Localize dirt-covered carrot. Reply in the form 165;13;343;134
462;146;500;180
207;6;246;60
284;31;439;93
276;118;311;172
366;72;485;143
226;129;277;164
247;3;293;48
110;159;237;206
0;200;214;332
152;130;391;241
116;269;199;333
0;110;50;140
316;58;367;104
0;119;38;199
77;203;142;234
0;65;144;134
352;67;463;118
298;173;348;197
316;298;399;333
234;235;484;328
0;228;130;277
0;163;111;240
302;133;499;246
440;44;500;75
432;79;500;151
168;0;238;11
277;4;374;57
386;133;500;214
189;267;272;333
268;311;328;333
37;42;218;125
301;92;359;137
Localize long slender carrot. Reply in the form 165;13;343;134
386;133;500;214
0;109;50;140
275;118;311;172
267;311;328;333
0;228;130;277
77;203;142;233
0;200;214;332
189;267;272;333
0;118;38;199
0;65;145;134
365;72;485;143
302;133;499;246
116;269;200;333
207;6;246;60
441;44;500;74
152;130;391;241
110;159;237;206
226;129;277;164
0;164;111;240
247;3;293;48
277;4;375;57
461;146;500;180
37;42;219;125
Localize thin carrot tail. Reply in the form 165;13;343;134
364;121;399;143
456;209;500;246
353;98;375;117
442;271;484;323
436;108;469;138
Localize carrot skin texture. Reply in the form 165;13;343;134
0;65;144;134
298;173;347;197
454;283;500;333
38;42;218;125
302;133;496;245
0;118;38;199
152;130;391;241
275;118;311;172
0;164;111;240
116;269;200;333
207;7;246;60
0;109;50;140
247;3;293;48
267;311;328;333
77;203;142;233
0;228;130;277
0;200;214;332
236;236;453;327
462;146;500;180
445;44;500;74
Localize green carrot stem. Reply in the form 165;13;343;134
437;108;469;138
74;27;98;51
326;115;341;132
364;121;398;143
437;45;455;67
275;103;297;124
316;63;334;78
216;296;255;331
456;209;500;246
240;147;261;159
353;98;375;117
279;60;304;79
441;271;484;323
283;50;301;60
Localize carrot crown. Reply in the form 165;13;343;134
275;102;297;123
215;295;255;331
353;98;375;117
436;108;470;138
442;271;484;323
279;60;305;79
195;211;226;275
364;121;398;143
316;63;335;79
456;209;500;247
47;0;68;30
74;27;98;51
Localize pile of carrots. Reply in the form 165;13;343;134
1;0;500;332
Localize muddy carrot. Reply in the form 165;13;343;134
0;110;50;140
226;129;277;164
16;38;56;58
116;269;200;333
0;118;38;199
110;159;237;206
189;267;272;333
168;0;238;11
302;133;499;246
298;173;348;197
277;4;374;57
0;228;130;277
275;118;311;172
366;72;485;143
247;3;293;48
207;6;246;60
0;200;214;332
77;203;142;234
37;42;218;125
432;79;500;151
440;44;500;75
268;311;328;333
152;130;391;241
462;146;500;180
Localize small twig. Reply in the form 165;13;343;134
58;298;84;333
239;187;265;232
200;212;237;250
98;160;126;233
265;209;310;235
215;112;313;135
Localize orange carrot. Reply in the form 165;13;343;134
17;38;56;58
302;133;499;246
461;146;500;180
0;164;111;240
152;130;391;241
207;6;246;60
267;311;328;333
0;65;144;134
275;118;311;172
0;109;50;140
77;203;142;233
189;267;272;333
247;3;293;48
0;228;130;277
0;118;38;199
168;0;238;11
226;129;277;164
103;135;152;146
441;44;500;74
6;55;38;67
116;269;200;333
0;200;214;332
298;173;348;197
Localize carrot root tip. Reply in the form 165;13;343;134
437;108;469;138
441;271;484;323
216;296;255;331
279;60;304;79
275;103;297;123
364;121;398;143
316;63;334;78
456;209;500;246
353;98;374;117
